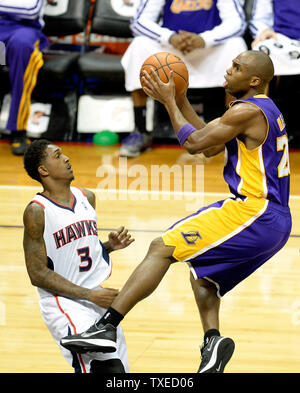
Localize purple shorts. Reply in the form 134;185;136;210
162;197;291;297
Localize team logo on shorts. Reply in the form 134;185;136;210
181;230;202;245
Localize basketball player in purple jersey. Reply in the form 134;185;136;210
0;1;48;155
61;50;292;373
23;140;134;372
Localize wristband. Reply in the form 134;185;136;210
177;123;196;146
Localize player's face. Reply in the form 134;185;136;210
42;144;74;181
223;55;252;98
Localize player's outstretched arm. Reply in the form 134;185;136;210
142;69;264;153
23;202;119;308
142;69;225;156
183;104;258;154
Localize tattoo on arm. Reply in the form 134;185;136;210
23;202;91;301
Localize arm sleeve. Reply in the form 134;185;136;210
200;0;247;48
0;0;44;20
249;0;274;38
130;0;176;47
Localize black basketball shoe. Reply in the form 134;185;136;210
198;336;235;373
11;131;30;156
60;323;117;354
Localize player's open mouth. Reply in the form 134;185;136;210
223;76;228;88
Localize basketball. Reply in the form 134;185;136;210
140;52;189;97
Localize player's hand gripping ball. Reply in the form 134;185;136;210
140;52;189;97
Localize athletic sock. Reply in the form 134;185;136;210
97;307;124;328
204;329;220;346
134;106;147;134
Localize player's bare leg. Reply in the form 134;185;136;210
60;238;176;353
190;275;220;332
190;274;235;373
111;237;176;315
60;238;235;372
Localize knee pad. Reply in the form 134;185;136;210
90;359;125;373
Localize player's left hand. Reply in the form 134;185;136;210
108;226;135;251
142;68;176;104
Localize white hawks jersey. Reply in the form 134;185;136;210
31;187;112;298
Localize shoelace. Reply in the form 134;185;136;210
85;322;101;333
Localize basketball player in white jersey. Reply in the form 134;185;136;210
23;139;134;373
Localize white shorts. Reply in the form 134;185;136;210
121;35;247;91
252;33;300;76
39;295;129;373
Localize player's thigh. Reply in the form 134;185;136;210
162;198;232;261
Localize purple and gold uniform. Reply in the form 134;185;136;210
250;0;300;40
161;0;222;36
272;0;300;40
0;0;48;132
131;0;246;48
162;95;292;297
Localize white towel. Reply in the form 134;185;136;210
252;33;300;76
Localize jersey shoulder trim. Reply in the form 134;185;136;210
30;199;45;209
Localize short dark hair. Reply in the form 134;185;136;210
24;139;51;183
242;50;274;84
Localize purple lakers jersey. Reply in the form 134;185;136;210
273;0;300;40
224;94;290;207
162;0;222;34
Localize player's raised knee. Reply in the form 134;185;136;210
149;237;175;260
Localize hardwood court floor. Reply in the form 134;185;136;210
0;140;299;373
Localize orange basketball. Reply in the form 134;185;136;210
140;52;189;97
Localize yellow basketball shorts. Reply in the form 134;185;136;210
162;197;291;297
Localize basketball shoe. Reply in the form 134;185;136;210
198;336;235;373
119;130;152;157
11;131;31;155
60;323;117;354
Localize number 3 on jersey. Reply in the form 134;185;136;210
77;247;92;272
277;135;290;178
